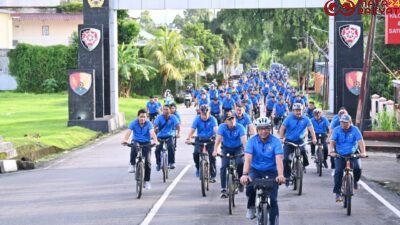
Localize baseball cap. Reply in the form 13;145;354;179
340;114;351;123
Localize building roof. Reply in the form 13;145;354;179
11;13;82;21
0;9;14;14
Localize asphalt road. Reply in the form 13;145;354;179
1;106;399;225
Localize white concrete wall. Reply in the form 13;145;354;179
13;17;82;46
114;0;325;9
0;13;13;49
0;0;60;7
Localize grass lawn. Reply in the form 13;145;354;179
0;92;147;154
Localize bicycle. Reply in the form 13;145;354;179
315;134;325;177
123;142;155;199
273;115;285;134
158;138;170;183
219;152;244;215
189;137;215;197
285;141;311;196
334;153;360;216
253;177;277;225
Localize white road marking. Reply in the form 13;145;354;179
360;180;400;218
140;164;191;225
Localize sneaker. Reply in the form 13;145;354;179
169;163;175;169
209;177;216;183
156;164;161;171
246;207;256;220
354;182;359;190
128;165;135;173
323;161;328;168
331;169;335;177
335;193;343;202
195;170;200;177
220;189;228;198
144;181;152;190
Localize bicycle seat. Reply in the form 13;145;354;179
158;138;170;142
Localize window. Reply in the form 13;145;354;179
42;25;49;36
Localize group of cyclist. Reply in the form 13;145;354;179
122;63;367;224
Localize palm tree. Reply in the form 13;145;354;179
144;28;203;93
118;41;157;97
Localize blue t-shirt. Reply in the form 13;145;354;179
306;108;314;118
209;101;221;113
128;119;154;142
235;113;252;132
282;114;312;141
217;123;246;148
222;98;235;110
198;97;209;106
330;125;362;155
250;95;259;105
191;115;218;139
273;103;288;117
147;101;160;114
311;117;330;134
330;115;341;129
209;89;219;99
246;134;283;171
154;114;180;138
173;111;181;122
267;99;276;111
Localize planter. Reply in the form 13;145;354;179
363;131;400;140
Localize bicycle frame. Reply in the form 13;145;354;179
285;141;310;195
158;138;169;183
253;177;277;225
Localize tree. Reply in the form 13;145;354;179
140;11;156;33
282;48;314;90
144;29;203;92
118;19;140;44
118;42;157;97
172;14;185;29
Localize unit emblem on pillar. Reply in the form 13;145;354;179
345;70;362;96
70;72;92;96
88;0;104;8
339;24;361;48
80;28;101;51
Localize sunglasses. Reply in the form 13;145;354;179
226;117;235;121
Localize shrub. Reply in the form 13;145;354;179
372;111;400;131
42;79;59;93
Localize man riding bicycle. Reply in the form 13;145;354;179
185;105;218;182
240;117;285;223
329;114;367;202
279;103;316;185
209;98;222;124
235;103;255;137
154;105;181;170
122;109;159;189
146;96;161;122
213;111;247;198
310;109;329;167
271;97;288;130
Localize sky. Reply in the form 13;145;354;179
129;10;184;25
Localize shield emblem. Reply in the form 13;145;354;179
70;72;92;96
80;28;101;51
88;0;104;8
339;24;361;48
345;70;362;96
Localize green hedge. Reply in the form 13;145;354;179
8;43;77;93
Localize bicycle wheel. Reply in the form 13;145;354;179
200;159;207;197
205;159;210;191
317;147;323;177
263;203;269;225
292;159;297;191
136;162;144;199
162;151;168;183
228;171;234;215
296;159;303;195
346;175;353;216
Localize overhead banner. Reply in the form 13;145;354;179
385;8;400;45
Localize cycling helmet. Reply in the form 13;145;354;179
165;89;171;92
199;104;209;113
313;109;322;115
292;103;303;110
254;117;272;128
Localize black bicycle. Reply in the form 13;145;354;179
315;134;325;177
334;153;361;216
219;153;244;215
158;138;169;183
123;142;155;199
189;137;215;197
253;177;277;225
273;115;285;133
285;141;310;195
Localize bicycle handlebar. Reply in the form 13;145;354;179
217;153;245;158
284;140;312;148
122;142;156;148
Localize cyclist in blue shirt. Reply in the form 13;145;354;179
306;101;315;119
122;109;159;190
266;95;277;118
242;94;253;116
222;92;236;118
310;109;330;168
185;105;218;182
154;105;181;170
235;104;255;136
209;84;219;100
146;96;161;122
241;117;285;223
213;111;247;198
272;97;289;130
198;91;210;106
328;108;348;174
169;103;181;123
329;114;367;202
279;103;316;185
